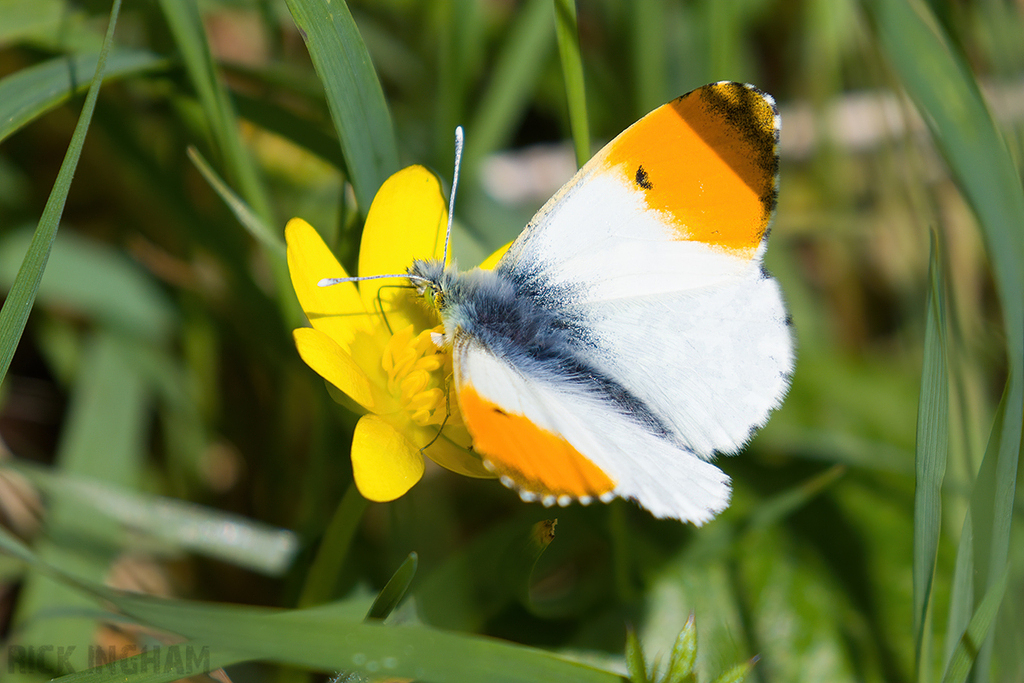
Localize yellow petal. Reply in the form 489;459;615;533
352;414;425;501
293;327;392;412
358;166;449;331
479;240;514;270
286;218;370;351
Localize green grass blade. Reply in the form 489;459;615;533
158;0;273;223
867;2;1024;677
631;0;667;116
665;614;698;682
0;49;167;144
0;228;176;342
12;331;150;674
44;586;623;683
232;90;348;172
49;638;242;683
433;0;484;170
0;523;37;565
711;661;755;683
945;512;974;668
0;0;63;45
284;0;400;215
416;517;557;632
913;232;950;680
744;464;845;534
366;552;418;621
5;461;299;575
465;0;556;169
0;0;122;389
186;146;285;257
965;382;1021;678
625;626;648;683
553;0;590;168
941;568;1009;683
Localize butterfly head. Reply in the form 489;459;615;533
408;258;457;313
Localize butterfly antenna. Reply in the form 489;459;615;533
442;125;464;271
319;273;428;287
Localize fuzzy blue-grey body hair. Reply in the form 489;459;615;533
407;258;672;439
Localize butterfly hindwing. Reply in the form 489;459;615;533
453;335;732;523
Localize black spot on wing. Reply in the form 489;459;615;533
635;165;653;190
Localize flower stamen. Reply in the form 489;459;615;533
382;325;450;426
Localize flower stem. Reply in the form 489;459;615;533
297;482;370;608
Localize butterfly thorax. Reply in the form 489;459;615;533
408;258;521;346
408;256;681;446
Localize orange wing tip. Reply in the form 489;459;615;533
461;384;617;501
599;81;779;254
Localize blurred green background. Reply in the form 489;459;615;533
0;0;1022;682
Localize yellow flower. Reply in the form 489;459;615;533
286;165;494;502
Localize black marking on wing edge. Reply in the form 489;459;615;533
635;165;653;190
698;82;779;220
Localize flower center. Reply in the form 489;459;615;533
380;325;451;427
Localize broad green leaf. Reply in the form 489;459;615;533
284;0;399;215
553;0;590;168
0;0;122;388
0;50;167;145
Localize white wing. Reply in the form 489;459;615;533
450;83;792;522
454;338;732;524
493;82;794;458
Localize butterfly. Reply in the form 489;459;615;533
333;82;794;524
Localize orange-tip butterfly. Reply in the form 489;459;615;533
326;82;794;524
